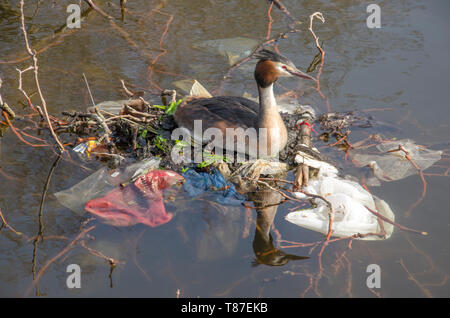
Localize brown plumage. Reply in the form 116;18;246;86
174;49;315;157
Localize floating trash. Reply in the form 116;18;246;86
85;170;184;227
172;79;212;98
89;100;130;115
351;139;442;182
182;168;246;206
73;138;100;157
193;37;259;66
289;153;395;240
286;192;394;240
54;158;161;215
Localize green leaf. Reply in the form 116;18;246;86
140;128;148;138
196;152;229;168
165;99;183;115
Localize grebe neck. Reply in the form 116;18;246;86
257;83;277;117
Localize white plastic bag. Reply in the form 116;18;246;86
290;156;395;240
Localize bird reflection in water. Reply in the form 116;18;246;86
248;188;308;266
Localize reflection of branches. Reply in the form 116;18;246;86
399;258;432;298
269;0;299;27
83;0;152;60
83;0;174;94
25;225;96;297
36;154;62;240
147;10;174;92
2;111;48;147
0;208;25;237
31;154;63;294
217;1;304;94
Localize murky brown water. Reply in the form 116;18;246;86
0;0;449;297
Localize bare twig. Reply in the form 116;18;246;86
0;208;26;237
365;205;427;236
19;0;65;153
308;12;330;112
82;73;96;107
93;107;112;144
120;79;134;97
15;66;37;113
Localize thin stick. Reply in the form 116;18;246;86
120;79;134;97
296;189;334;240
82;73;96;107
0;208;25;237
266;1;274;40
19;0;65;153
364;205;427;235
15;66;37;112
385;145;428;217
308;12;330;112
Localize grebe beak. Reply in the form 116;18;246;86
289;67;317;82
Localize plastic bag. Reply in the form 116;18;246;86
182;168;246;206
54;158;161;215
172;79;212;98
85;170;184;227
289;168;395;240
193;37;259;66
351;139;442;181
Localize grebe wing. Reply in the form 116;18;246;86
174;96;259;130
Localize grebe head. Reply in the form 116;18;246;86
253;49;316;88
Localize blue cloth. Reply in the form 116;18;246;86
182;168;246;206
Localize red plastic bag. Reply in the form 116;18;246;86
85;170;184;227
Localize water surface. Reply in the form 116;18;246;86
0;0;448;297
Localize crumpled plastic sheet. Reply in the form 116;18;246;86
351;139;442;182
182;168;246;206
290;150;395;240
288;176;395;240
172;79;212;98
193;37;259;66
54;158;161;215
85;170;184;227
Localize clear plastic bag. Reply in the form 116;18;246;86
352;139;442;181
54;158;161;215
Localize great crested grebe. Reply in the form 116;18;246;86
174;49;315;158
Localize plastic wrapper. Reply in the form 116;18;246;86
286;194;394;240
351;139;442;181
54;158;161;215
290;162;395;240
182;168;246;206
193;37;259;66
85;170;184;227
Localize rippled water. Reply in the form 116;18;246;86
0;0;449;297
